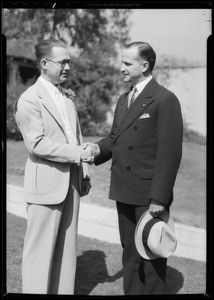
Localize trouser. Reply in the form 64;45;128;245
116;201;167;295
22;167;80;295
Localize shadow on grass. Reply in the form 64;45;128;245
74;249;184;295
74;250;123;295
166;266;184;294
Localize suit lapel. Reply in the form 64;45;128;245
117;91;130;123
115;78;158;140
34;79;66;132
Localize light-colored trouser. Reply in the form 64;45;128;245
22;168;80;295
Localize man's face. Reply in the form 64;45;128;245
120;47;145;85
44;46;71;85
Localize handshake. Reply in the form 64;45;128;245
81;142;100;164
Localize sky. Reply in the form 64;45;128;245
128;9;211;65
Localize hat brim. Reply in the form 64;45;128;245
134;210;176;260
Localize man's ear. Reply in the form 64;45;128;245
40;59;48;70
141;61;149;72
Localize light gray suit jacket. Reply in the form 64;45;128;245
14;78;89;205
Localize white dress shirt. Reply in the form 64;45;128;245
128;75;153;107
39;76;77;145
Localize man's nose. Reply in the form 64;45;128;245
120;63;125;72
64;63;70;70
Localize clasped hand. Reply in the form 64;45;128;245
81;142;100;164
149;199;166;217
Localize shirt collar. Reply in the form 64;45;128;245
134;75;153;94
39;76;60;95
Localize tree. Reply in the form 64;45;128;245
65;46;124;136
2;8;131;50
3;8;132;136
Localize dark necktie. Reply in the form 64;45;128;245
128;87;138;108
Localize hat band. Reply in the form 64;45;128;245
142;218;163;251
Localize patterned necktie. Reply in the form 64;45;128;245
128;87;138;108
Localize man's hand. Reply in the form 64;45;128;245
81;144;95;163
81;142;100;164
149;199;166;217
80;179;91;197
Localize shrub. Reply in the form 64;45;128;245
7;77;206;144
183;120;206;145
7;82;26;140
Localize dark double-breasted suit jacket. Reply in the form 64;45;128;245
96;78;183;208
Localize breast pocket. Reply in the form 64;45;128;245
135;115;156;138
138;115;154;123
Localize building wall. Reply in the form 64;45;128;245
164;67;206;136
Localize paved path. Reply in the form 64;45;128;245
7;185;206;262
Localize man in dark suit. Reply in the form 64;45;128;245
86;41;183;295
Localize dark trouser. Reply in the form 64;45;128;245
116;201;167;295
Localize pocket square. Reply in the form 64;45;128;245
139;113;150;119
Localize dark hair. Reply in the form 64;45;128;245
124;41;156;71
35;39;67;62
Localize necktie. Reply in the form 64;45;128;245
128;87;138;108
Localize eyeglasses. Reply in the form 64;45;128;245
45;58;72;68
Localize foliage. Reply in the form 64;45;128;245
182;120;206;145
2;8;131;51
156;54;201;69
64;45;125;136
153;54;191;87
7;81;27;140
3;9;205;141
3;8;131;136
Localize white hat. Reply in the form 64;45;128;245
135;210;178;260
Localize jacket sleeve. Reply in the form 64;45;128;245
14;95;82;164
149;92;183;206
95;100;121;165
95;129;114;165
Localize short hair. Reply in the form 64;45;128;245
35;39;67;62
124;41;156;71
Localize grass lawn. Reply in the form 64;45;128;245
6;212;206;295
6;138;206;229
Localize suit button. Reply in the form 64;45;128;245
129;146;133;151
133;126;137;130
126;166;131;171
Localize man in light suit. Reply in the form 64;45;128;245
14;39;94;294
86;41;183;295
